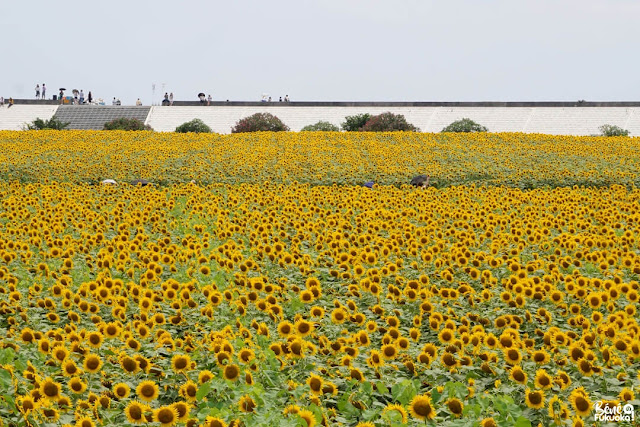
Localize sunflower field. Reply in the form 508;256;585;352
0;130;639;427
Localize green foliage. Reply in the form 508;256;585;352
341;114;371;132
24;117;70;130
360;112;419;132
175;118;212;133
599;124;629;137
300;121;340;132
442;118;488;133
231;113;289;133
103;118;153;131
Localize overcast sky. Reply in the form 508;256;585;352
1;0;638;105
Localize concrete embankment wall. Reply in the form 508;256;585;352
1;101;639;135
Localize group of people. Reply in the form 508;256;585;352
162;92;175;106
262;94;290;103
56;88;94;105
198;93;213;105
0;97;14;108
35;83;47;99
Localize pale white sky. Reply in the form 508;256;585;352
1;0;638;105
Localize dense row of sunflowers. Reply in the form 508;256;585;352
0;176;638;426
0;130;639;187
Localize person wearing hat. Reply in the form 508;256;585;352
410;175;430;188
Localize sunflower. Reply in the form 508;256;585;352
202;416;228;427
179;380;198;402
289;339;306;358
619;387;635;402
382;403;408;423
295;319;314;337
331;308;347;324
525;389;545;409
39;377;62;401
68;377;87;394
244;370;255;385
409;394;435;420
534;369;553;389
569;388;592;417
367;350;385;368
52;346;69;363
172;401;190;422
41;406;60;422
198;370;215;384
223;364;240;381
446;398;464;417
113;382;131;399
124;401;148;424
136;380;160;403
120;355;140;374
83;353;103;373
531;349;550;364
576;359;594;376
75;416;96;427
310;306;325;318
509;366;528;385
154;405;179;427
298;409;316;427
554;370;572;390
171;354;192;373
503;348;522;365
16;395;38;414
307;374;323;395
238;395;256;413
480;418;498;427
381;344;398;360
277;321;294;337
238;348;255;364
61;359;81;376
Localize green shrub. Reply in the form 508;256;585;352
300;121;340;132
442;118;488;133
231;113;289;133
360;112;419;132
341;114;371;132
103;118;153;131
176;119;212;133
599;124;629;137
24;117;70;130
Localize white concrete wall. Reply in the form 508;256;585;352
1;105;639;136
146;106;640;135
0;105;59;130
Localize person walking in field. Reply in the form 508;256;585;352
169;92;174;106
42;83;46;100
35;84;40;99
410;175;430;188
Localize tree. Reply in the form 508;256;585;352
599;124;629;137
442;118;488;133
103;118;153;131
300;121;340;132
176;119;212;133
231;113;289;133
341;114;371;132
24;117;70;130
360;112;419;132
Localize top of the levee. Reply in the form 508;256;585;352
9;99;640;107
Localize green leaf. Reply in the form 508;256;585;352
391;380;416;405
196;382;211;401
376;382;389;395
0;370;11;389
514;416;532;427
